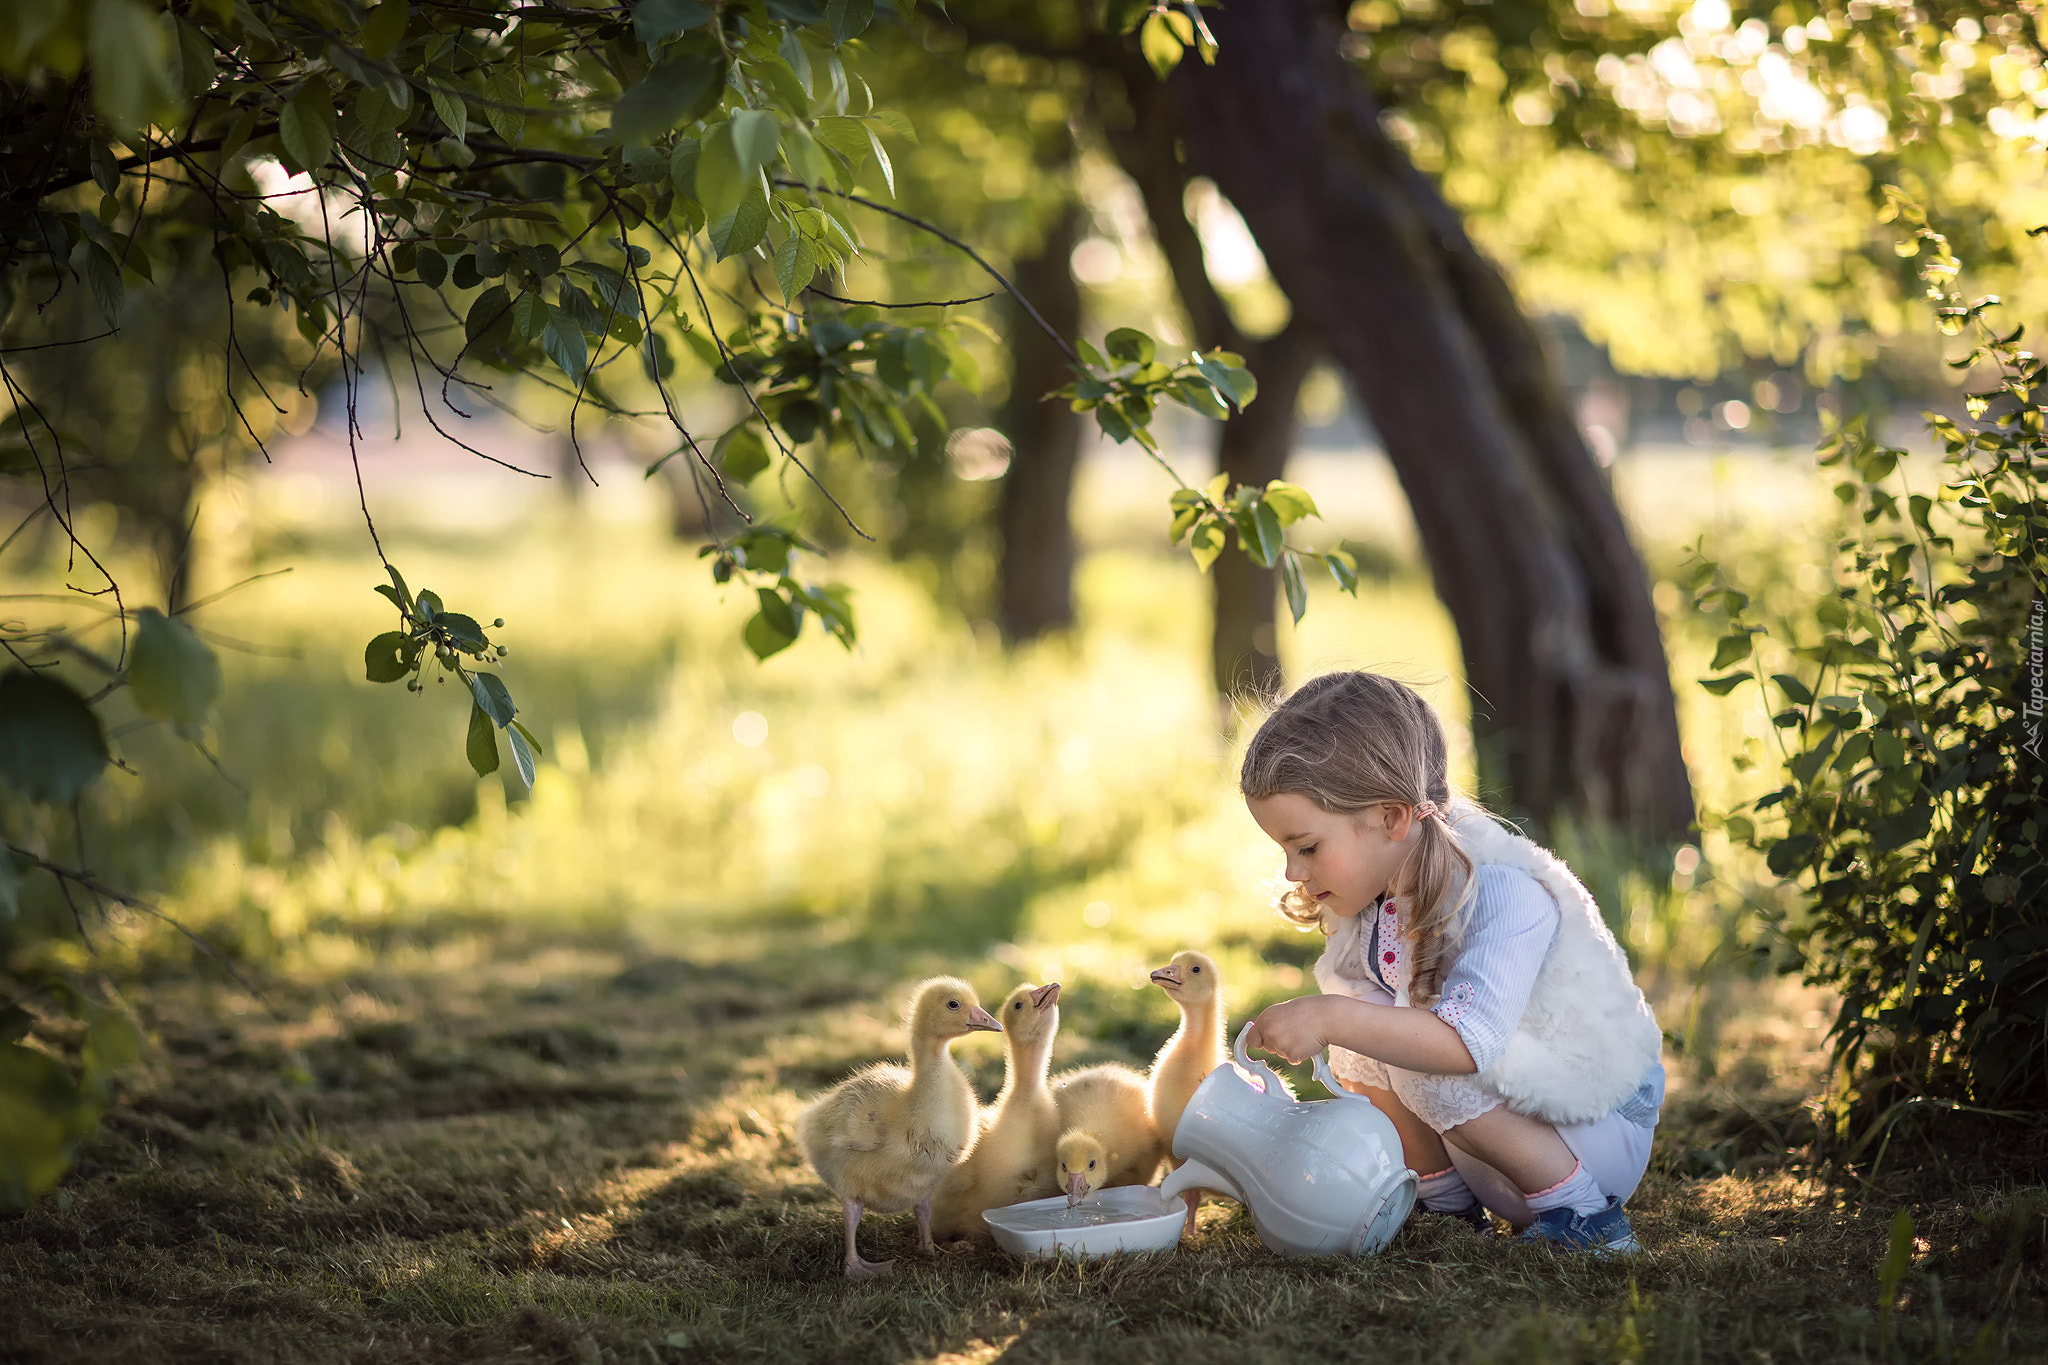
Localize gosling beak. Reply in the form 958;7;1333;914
1064;1171;1089;1206
966;1005;1003;1032
1031;982;1062;1010
1149;965;1182;988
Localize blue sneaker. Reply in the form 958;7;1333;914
1517;1196;1641;1255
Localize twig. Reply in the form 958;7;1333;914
4;844;276;1014
802;286;996;309
777;181;1080;366
174;567;294;616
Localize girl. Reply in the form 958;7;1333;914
1240;672;1665;1254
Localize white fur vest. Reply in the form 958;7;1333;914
1312;800;1664;1125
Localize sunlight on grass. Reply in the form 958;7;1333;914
11;444;1854;1099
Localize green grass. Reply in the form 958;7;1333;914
4;451;2043;1362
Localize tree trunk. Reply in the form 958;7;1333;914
1098;99;1319;704
1171;0;1695;839
1210;328;1317;702
996;200;1086;644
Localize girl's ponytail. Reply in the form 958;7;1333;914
1397;803;1476;1005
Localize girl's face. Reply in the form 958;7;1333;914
1247;792;1421;919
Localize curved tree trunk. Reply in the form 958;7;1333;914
1099;99;1320;704
996;200;1086;644
1170;0;1695;839
1209;329;1317;701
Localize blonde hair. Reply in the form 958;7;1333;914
1240;671;1479;1004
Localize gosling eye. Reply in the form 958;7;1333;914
1088;1160;1097;1170
947;1000;960;1010
1191;965;1202;974
1013;1001;1022;1011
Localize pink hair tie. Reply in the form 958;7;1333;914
1413;800;1440;821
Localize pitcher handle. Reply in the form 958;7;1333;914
1231;1020;1287;1096
1312;1051;1382;1111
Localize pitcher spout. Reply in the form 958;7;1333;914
1159;1157;1242;1206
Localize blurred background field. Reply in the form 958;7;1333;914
7;419;1854;1104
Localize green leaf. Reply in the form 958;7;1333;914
360;0;409;58
512;292;548;341
508;719;545;758
634;0;714;44
1174;378;1230;421
364;630;417;683
1248;500;1284;567
464;285;513;353
83;244;123;325
1280;553;1308;625
1262;480;1319;526
825;0;874;42
670;137;700;201
542;310;589;381
744;587;800;660
1320;549;1358;595
1188;520;1224;573
505;723;537;789
128;607;221;742
0;669;109;804
414;246;447;288
695;120;748;226
89;0;183;134
482;67;524;144
715;424;771;483
622;144;668;184
1698;672;1753;696
174;17;215;98
429;84;467;141
710;184;771;260
1773;673;1813;705
557;281;605;336
730;109;780;181
1104;327;1155;366
90;142;121;198
1765;833;1817;878
773;231;820;301
442;614;488;654
863;122;895;197
612;54;726;144
354;84;407;134
465;702;500;777
1710;633;1755;671
1196;352;1257;407
469;672;515;727
280;78;338;174
1139;11;1186;78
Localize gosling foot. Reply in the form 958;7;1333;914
844;1254;896;1279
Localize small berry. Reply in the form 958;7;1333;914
492;618;505;628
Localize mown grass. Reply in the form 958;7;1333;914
5;447;2044;1363
4;917;2043;1365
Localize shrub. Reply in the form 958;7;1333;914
1691;194;2046;1134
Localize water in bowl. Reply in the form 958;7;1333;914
993;1199;1176;1232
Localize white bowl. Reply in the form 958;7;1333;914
983;1185;1185;1260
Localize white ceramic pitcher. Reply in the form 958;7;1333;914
1158;1022;1418;1257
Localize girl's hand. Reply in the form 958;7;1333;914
1244;996;1331;1065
